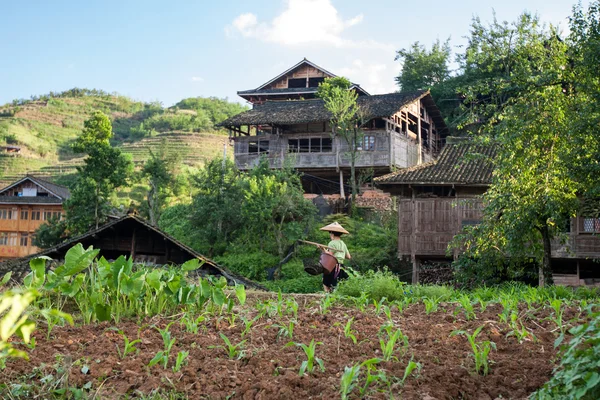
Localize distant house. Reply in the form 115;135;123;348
0;215;264;289
219;58;449;194
375;137;600;286
0;175;70;259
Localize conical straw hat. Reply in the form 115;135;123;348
320;222;349;235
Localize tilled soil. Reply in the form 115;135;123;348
2;301;581;399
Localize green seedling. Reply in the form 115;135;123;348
219;333;246;359
344;318;358;345
457;294;476;321
451;326;496;375
320;294;334;315
172;350;189;372
116;331;141;360
379;329;409;362
286;339;324;376
240;316;256;338
373;297;387;315
285;298;299;318
181;314;207;334
148;322;176;369
550;299;566;334
340;364;361;400
423;297;439;315
400;358;422;385
506;311;536;343
273;319;296;340
359;358;386;397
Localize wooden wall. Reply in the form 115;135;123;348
264;65;331;90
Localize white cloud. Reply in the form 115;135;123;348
190;77;204;82
338;59;397;94
225;0;388;49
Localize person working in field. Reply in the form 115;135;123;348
320;222;351;292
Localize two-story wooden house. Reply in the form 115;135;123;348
219;59;449;193
375;137;600;286
0;175;70;259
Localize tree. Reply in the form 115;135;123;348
32;217;67;248
67;111;133;231
141;139;180;226
317;77;366;213
395;39;452;92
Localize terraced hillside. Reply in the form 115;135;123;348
0;91;239;188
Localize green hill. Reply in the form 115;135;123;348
0;89;245;187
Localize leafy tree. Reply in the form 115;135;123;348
174;97;248;128
141;139;180;226
395;39;452;91
317;77;366;213
67;111;133;231
32;217;67;248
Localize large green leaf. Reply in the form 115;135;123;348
181;258;201;272
94;303;111;322
0;271;12;287
235;284;246;306
211;287;225;307
121;271;145;297
146;270;163;291
24;257;49;289
59;274;85;297
63;244;99;277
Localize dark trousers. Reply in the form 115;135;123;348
323;264;349;288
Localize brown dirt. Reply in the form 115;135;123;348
2;301;581;399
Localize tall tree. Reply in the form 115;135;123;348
141;139;180;226
67;111;133;231
317;77;365;213
395;39;452;92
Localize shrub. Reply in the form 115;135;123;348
262;276;323;293
215;251;280;281
410;284;456;300
532;312;600;400
336;269;407;301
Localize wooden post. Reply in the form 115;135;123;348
130;227;137;261
417;103;422;164
410;187;418;283
339;170;345;198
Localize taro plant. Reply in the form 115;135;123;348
286;339;325;376
451;326;496;376
0;289;39;362
219;333;246;359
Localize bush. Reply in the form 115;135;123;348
262;276;322;293
215;251;280;281
410;284;456;300
532;312;600;399
335;269;407;301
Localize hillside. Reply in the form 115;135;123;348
0;90;244;187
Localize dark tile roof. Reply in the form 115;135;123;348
375;138;497;185
0;215;266;290
219;90;430;127
0;197;64;204
0;175;70;200
238;87;320;95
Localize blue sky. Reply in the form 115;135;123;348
0;0;588;106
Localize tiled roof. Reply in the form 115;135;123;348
0;215;265;290
0;175;70;200
375;138;497;185
238;87;320;95
219;90;430;127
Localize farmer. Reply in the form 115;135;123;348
320;222;351;293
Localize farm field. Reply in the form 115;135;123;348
1;246;598;399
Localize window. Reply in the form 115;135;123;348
248;140;269;154
44;211;51;221
0;233;6;245
308;77;325;87
31;211;41;221
0;233;17;246
0;209;17;220
20;233;28;247
358;136;375;151
288;137;333;153
583;218;600;233
21;210;28;220
287;78;306;88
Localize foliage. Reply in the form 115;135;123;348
533;310;600;399
173;96;248;129
0;289;38;361
287;339;325;376
32;217;68;248
335;269;406;301
395;38;452;91
317;77;364;212
215;251;279;281
451;326;496;375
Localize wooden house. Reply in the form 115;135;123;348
0;215;263;289
220;59;449;193
0;175;69;259
375;137;600;286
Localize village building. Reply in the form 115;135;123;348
375;137;600;286
0;214;263;289
0;175;69;259
219;59;449;197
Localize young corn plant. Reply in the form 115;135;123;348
286;339;325;376
506;311;537;343
148;322;176;369
451;326;496;376
219;333;247;359
344;318;358;345
423;297;439;315
180;314;207;334
115;330;141;359
172;350;189;373
457;294;476;321
373;297;387;315
400;358;422;386
240;316;256;338
273;319;296;340
359;358;387;397
320;294;334;315
340;364;361;400
550;299;566;334
285;298;299;318
379;329;409;362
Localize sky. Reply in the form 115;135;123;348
0;0;589;107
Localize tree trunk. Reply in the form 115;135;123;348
148;181;157;226
539;224;554;287
95;186;99;229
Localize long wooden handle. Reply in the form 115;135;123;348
298;239;338;252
